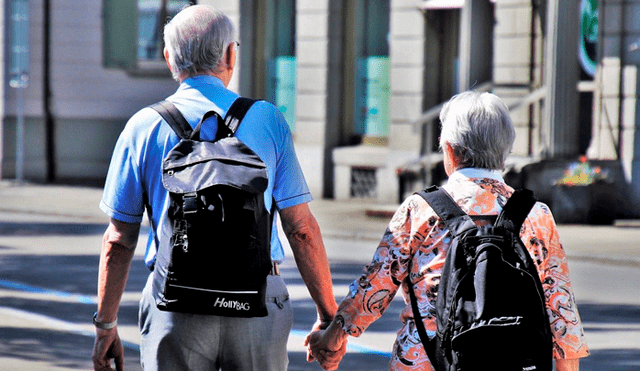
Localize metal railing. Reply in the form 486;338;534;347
411;82;494;133
398;83;550;201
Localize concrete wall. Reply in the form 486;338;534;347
588;0;640;208
203;0;240;94
295;0;331;199
492;0;538;157
385;0;426;198
2;0;180;181
0;0;4;179
2;0;638;215
333;0;424;203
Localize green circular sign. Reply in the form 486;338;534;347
579;0;598;77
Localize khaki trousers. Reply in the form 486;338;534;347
138;274;293;371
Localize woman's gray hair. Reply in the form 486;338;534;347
163;5;236;80
439;91;516;170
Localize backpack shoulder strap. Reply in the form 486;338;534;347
149;100;192;140
495;189;537;232
406;275;437;362
216;97;259;140
416;186;475;236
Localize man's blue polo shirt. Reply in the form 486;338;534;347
100;75;312;268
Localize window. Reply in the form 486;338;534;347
352;0;391;142
350;167;377;199
103;0;195;76
242;0;297;131
138;0;193;61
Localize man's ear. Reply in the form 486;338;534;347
164;48;172;71
225;42;237;70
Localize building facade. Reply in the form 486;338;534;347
1;0;639;216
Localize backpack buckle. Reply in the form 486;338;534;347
174;219;189;253
182;193;198;215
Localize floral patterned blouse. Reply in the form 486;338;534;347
336;168;590;370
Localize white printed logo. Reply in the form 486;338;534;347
214;297;251;311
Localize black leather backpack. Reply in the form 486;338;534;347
149;98;273;318
408;186;553;371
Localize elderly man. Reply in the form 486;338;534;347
92;5;338;371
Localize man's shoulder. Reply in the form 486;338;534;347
129;104;163;127
243;99;281;121
237;99;289;135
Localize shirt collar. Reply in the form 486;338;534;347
178;75;224;90
447;168;505;184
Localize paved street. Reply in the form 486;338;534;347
0;182;639;370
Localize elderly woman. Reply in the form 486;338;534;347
306;91;589;371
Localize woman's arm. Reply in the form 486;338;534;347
556;358;579;371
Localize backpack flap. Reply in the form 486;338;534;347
162;137;268;195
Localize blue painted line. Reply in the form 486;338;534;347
122;340;141;351
0;279;390;357
0;279;97;304
73;325;140;352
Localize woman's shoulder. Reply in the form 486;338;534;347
391;192;440;224
527;200;557;226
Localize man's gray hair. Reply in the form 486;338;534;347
163;5;236;80
439;91;516;170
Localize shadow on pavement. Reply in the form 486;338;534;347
578;303;640;325
0;327;142;371
0;222;108;236
288;350;390;371
580;349;640;371
0;253;638;370
0;255;148;297
578;303;640;370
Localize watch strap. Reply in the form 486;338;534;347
93;312;117;330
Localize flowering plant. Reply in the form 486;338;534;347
555;156;610;186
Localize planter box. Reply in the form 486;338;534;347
551;182;615;225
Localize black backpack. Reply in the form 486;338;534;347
408;186;553;371
148;98;273;317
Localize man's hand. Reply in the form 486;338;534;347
92;327;124;371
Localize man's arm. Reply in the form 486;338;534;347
279;203;338;327
92;218;140;371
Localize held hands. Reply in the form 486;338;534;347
305;330;347;370
304;316;348;370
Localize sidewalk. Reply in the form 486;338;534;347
1;181;639;266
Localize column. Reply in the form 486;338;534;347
295;0;331;198
543;0;581;157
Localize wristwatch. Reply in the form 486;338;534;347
93;312;117;330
